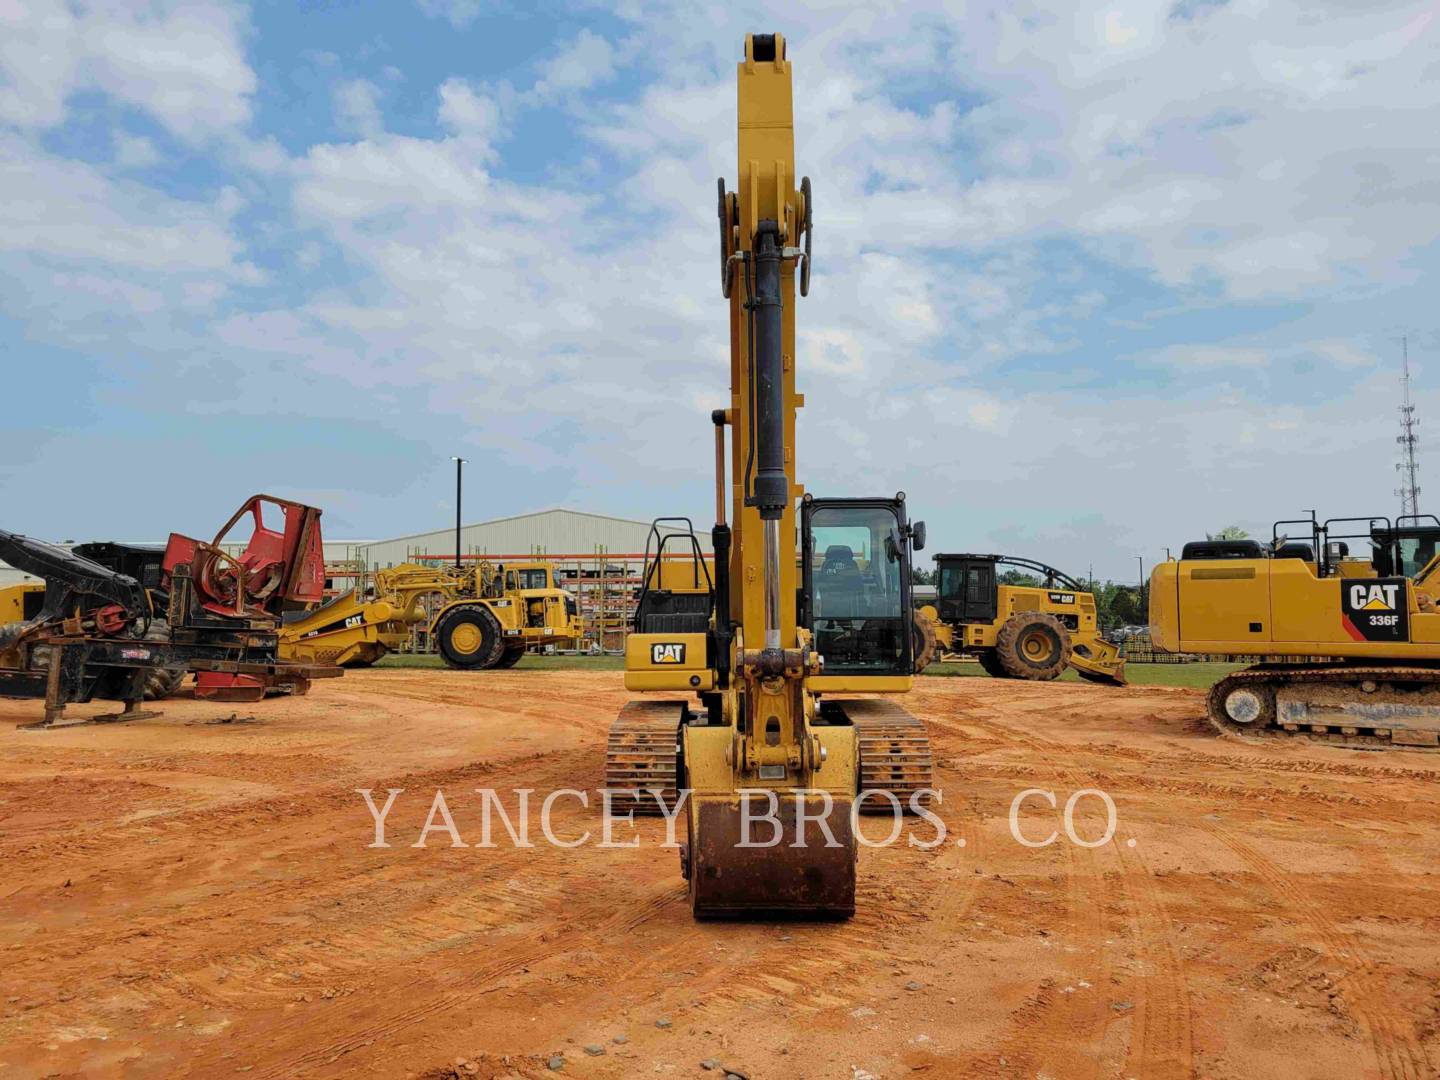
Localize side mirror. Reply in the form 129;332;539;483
911;521;927;553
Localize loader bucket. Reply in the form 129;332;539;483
688;792;856;919
1070;636;1127;686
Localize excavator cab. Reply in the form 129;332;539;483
1370;517;1440;582
800;495;921;677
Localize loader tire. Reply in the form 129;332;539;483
976;651;1009;678
912;609;939;673
143;667;187;700
494;645;526;669
435;605;505;670
995;612;1071;681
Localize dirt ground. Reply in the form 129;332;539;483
2;670;1438;1080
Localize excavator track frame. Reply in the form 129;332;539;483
824;699;933;811
605;700;682;815
1206;664;1440;750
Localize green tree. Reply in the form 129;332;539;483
1207;525;1250;541
998;569;1041;587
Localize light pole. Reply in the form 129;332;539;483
1136;554;1145;615
452;456;467;570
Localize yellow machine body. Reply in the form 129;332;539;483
607;34;932;919
1150;555;1440;656
0;583;44;626
430;559;582;670
919;554;1125;685
1150;520;1440;749
277;592;404;669
432;561;580;647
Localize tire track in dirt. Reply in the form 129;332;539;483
0;747;620;1038
1207;825;1432;1080
922;705;1131;1080
244;878;689;1078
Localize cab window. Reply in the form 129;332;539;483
806;504;908;675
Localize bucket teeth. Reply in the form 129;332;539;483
605;701;682;815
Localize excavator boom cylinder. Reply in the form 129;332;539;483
752;221;788;520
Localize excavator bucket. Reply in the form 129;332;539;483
688;793;857;919
1070;635;1127;686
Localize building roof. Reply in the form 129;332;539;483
357;507;660;547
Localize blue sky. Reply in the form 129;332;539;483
2;0;1438;580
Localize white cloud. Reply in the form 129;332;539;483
534;30;617;99
0;0;255;139
112;132;159;169
1147;344;1271;370
437;79;501;144
415;0;487;28
334;78;384;139
0;133;243;274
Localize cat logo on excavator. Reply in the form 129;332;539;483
1350;582;1400;610
1341;576;1408;642
651;643;686;664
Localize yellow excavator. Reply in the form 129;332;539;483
605;33;932;918
278;559;582;670
1151;513;1440;748
915;554;1126;684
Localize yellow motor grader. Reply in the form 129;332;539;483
604;33;932;919
915;554;1125;685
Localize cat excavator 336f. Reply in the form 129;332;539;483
1151;513;1440;749
604;33;932;918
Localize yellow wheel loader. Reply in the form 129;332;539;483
1150;513;1440;749
605;33;932;919
916;554;1126;685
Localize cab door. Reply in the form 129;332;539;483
936;558;996;624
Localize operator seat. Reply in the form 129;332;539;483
817;545;862;617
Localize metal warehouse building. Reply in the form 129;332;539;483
353;508;710;572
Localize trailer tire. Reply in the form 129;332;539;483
995;612;1071;681
436;605;505;670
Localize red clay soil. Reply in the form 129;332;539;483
1;670;1437;1078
